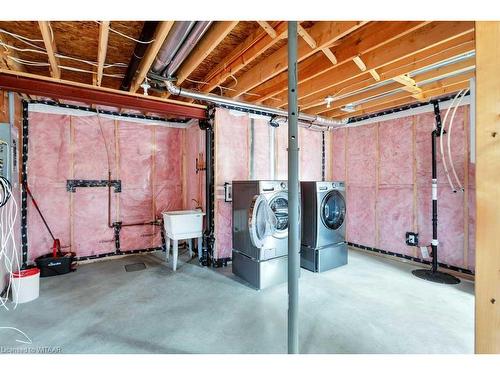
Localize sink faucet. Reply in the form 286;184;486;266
192;199;202;210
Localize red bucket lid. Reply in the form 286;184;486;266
12;268;40;278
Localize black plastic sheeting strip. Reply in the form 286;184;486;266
74;247;164;262
67;179;122;193
20;100;29;269
28;99;190;124
347;92;471;124
347;242;474;276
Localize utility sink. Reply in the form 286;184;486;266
162;210;205;240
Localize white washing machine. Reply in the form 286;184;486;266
300;181;347;272
232;180;289;289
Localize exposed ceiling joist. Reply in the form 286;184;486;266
248;21;429;104
326;71;473;119
313;57;475;115
96;21;110;87
257;21;278;39
301;34;475;112
129;21;174;93
229;21;367;98
334;81;469;120
38;21;61;79
269;21;474;110
175;21;238;85
196;21;288;94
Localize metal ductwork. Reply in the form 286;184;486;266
151;21;196;74
164;81;346;129
165;21;212;77
150;21;212;78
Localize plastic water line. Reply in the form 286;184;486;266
447;89;469;192
440;89;463;192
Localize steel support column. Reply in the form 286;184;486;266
287;21;300;354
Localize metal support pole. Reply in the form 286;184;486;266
287;21;300;354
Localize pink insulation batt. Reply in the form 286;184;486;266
331;106;475;271
26;111;184;260
214;109;249;259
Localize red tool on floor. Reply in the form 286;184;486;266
23;182;62;257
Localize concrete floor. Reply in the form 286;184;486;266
0;248;474;354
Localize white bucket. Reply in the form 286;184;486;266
12;268;40;304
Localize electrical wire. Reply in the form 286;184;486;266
0;175;19;310
447;89;469;192
440;89;463;192
0;40;128;69
95;21;155;44
6;56;125;78
0;29;46;51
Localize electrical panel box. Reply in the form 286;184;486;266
0;122;18;184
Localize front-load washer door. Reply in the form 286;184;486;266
269;192;288;240
319;190;346;245
248;194;277;249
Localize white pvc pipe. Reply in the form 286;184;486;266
448;89;469;192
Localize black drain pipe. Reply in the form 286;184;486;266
199;106;216;266
120;21;159;91
412;101;460;284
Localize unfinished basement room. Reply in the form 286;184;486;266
1;2;499;370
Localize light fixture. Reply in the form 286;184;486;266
140;77;151;96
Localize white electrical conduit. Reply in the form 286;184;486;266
440;89;463;192
164;81;346;129
448;89;469;192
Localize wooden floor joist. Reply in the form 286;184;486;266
266;22;474;110
248;21;429;104
38;21;61;79
228;21;367;98
301;34;475;112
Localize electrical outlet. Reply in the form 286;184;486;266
405;232;419;246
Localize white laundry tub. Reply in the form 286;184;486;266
162;210;205;240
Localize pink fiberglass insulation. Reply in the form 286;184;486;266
377;117;414;254
379;117;413;186
299;127;323;181
214;109;249;259
26;111;185;259
275;123;288;180
346;124;377;187
333;106;475;271
346;186;376;246
252;118;271;180
27;112;71;260
331;128;346;181
377;186;413;255
345;123;377;247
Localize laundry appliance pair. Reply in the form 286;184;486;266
231;180;347;290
